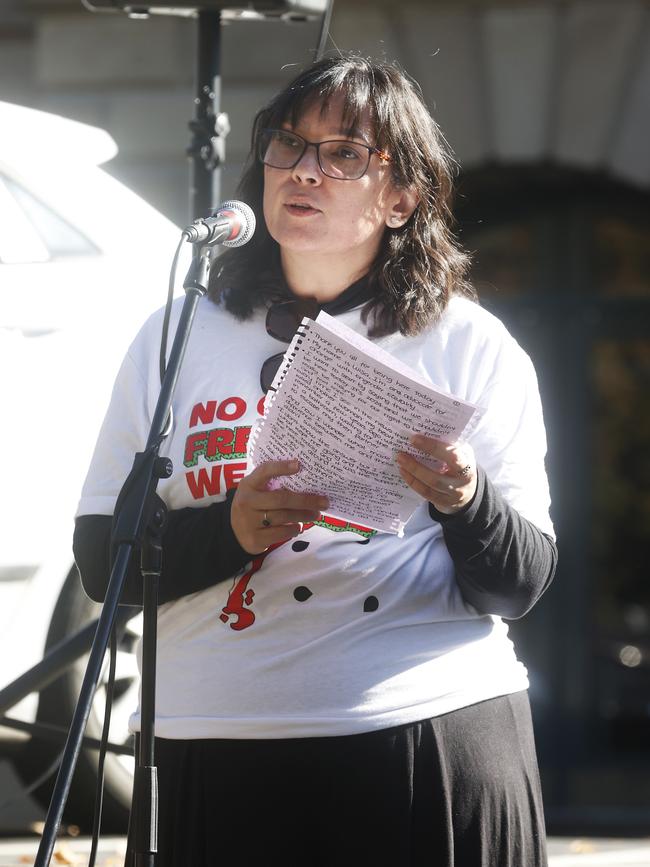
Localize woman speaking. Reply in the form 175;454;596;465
74;55;557;867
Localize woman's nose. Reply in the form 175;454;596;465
291;143;322;184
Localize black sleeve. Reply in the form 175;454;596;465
73;491;254;606
428;467;557;620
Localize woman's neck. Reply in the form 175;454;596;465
280;248;373;303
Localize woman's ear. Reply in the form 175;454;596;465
386;186;420;228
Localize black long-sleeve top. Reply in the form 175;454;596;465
73;465;556;620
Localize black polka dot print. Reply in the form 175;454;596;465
363;596;379;612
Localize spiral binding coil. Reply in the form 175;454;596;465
247;320;313;465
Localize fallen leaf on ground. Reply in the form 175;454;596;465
52;842;82;865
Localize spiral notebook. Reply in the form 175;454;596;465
248;312;482;535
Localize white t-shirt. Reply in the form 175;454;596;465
76;294;554;739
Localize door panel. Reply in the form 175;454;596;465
462;181;650;831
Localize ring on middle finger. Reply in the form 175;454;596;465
262;511;271;528
458;464;472;478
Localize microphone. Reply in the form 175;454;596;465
182;200;256;247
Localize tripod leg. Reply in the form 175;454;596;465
124;733;139;867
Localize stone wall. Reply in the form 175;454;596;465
1;1;648;225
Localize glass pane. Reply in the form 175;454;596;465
0;175;49;263
4;176;97;259
592;338;650;758
592;338;650;633
467;221;534;300
594;218;650;298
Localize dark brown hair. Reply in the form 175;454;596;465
208;55;475;336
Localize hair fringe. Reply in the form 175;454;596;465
209;55;476;335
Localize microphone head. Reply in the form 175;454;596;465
215;200;256;248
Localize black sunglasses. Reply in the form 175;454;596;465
261;298;320;392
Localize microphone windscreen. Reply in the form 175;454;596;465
217;200;256;248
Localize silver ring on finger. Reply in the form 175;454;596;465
262;511;271;528
459;464;472;478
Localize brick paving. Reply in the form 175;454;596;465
1;836;650;866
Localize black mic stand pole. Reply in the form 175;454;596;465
188;9;228;221
33;243;215;867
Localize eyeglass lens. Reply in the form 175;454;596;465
261;298;321;392
259;130;372;180
260;352;285;393
265;298;320;342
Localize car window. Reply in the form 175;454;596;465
0;174;49;263
0;173;98;263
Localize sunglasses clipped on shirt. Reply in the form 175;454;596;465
258;128;391;181
260;297;321;393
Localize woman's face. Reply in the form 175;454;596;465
262;95;399;269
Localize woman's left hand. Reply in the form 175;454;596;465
395;435;477;515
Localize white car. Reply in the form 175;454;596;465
0;101;187;831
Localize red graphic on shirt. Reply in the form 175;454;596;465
184;425;251;467
184;394;264;501
183;395;379;628
303;516;376;539
218;518;376;631
189;396;267;424
185;462;247;499
219;541;286;631
189;397;248;426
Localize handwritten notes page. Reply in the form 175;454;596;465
249;312;482;535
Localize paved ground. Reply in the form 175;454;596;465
0;837;125;866
0;836;649;866
547;837;650;865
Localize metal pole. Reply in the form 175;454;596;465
189;10;224;221
34;278;208;867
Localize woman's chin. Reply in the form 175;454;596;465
272;229;331;255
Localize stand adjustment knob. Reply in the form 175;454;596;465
154;457;173;479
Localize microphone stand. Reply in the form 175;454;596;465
188;9;226;220
34;243;215;867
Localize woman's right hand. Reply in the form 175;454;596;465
230;459;329;554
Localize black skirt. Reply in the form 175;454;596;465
129;691;547;867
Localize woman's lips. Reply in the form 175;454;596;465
285;203;320;217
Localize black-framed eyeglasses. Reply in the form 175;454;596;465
261;298;321;393
258;128;391;181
